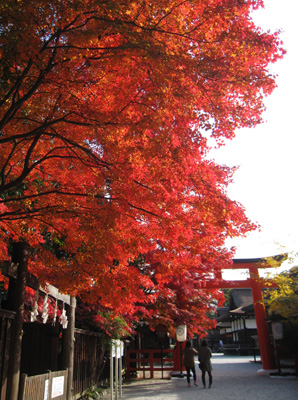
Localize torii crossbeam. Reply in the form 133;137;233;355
205;254;287;370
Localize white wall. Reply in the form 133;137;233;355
245;319;257;329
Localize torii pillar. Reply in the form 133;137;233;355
249;263;275;370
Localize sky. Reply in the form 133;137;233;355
209;0;298;277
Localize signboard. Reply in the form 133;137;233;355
272;322;283;340
112;341;116;358
111;340;123;358
176;325;187;342
51;376;64;398
116;340;121;359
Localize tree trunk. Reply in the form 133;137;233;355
6;242;29;400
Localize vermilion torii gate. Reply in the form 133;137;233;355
173;254;287;373
204;254;287;371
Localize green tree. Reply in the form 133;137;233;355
266;267;298;324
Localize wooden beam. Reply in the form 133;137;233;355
2;264;72;305
22;272;71;305
43;283;71;305
203;279;277;289
228;254;288;269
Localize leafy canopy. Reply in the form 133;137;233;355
0;0;284;332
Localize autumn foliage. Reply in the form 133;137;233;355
0;0;284;334
265;267;298;323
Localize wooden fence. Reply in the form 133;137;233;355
72;329;109;398
0;312;115;399
19;369;68;400
126;349;174;379
0;309;15;400
21;322;60;377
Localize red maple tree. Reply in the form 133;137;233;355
0;0;284;333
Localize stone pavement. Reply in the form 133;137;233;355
120;355;298;400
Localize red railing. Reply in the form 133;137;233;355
126;349;174;379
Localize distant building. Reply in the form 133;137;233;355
216;289;259;355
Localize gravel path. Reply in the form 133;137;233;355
121;355;298;400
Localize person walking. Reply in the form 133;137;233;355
198;339;213;388
182;340;198;387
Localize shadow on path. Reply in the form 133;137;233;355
122;355;298;400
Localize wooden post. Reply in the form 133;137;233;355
110;344;114;400
119;345;123;399
115;344;118;400
6;242;29;400
62;296;76;400
150;350;154;379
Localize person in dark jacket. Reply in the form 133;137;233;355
198;339;213;388
182;340;198;387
